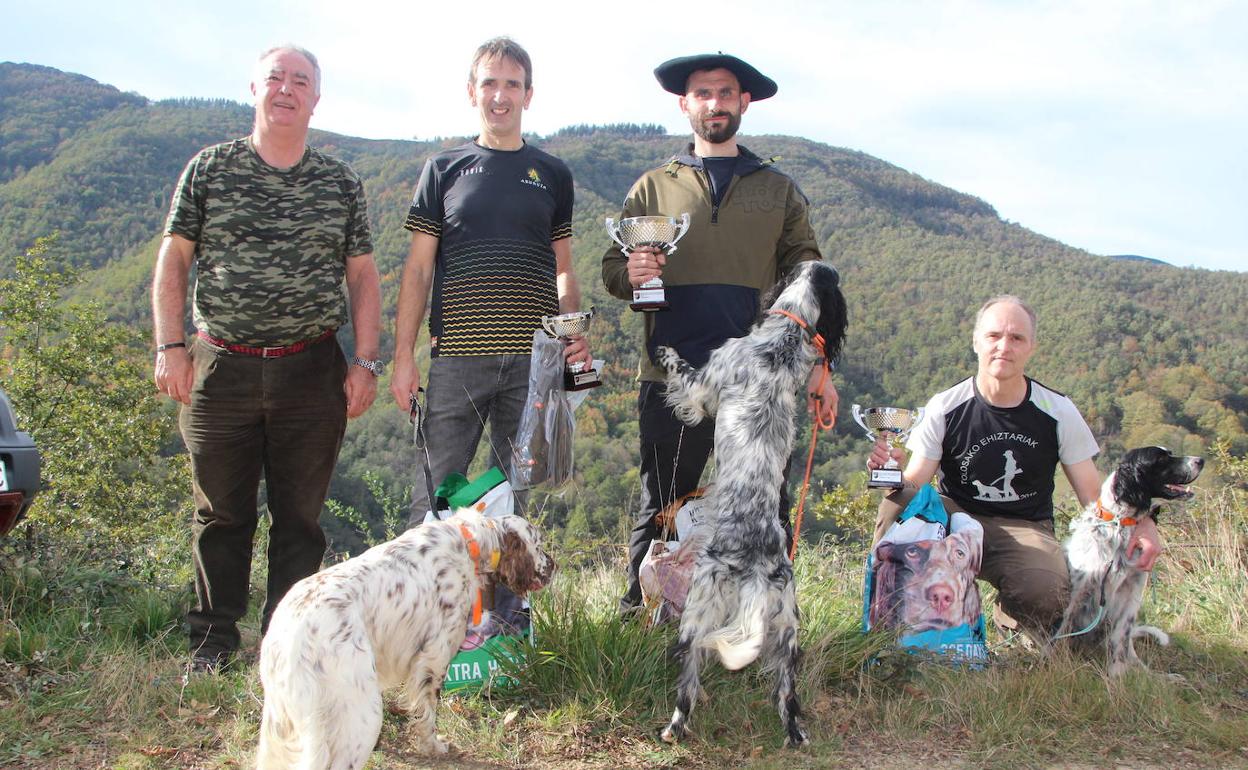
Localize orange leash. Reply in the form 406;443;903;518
790;363;836;561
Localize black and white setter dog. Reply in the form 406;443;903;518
256;511;554;769
653;260;847;747
1056;446;1203;676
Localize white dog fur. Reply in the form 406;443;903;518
255;510;553;769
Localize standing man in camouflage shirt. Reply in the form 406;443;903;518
152;45;381;676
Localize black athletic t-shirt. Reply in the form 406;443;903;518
906;377;1099;521
405;141;573;356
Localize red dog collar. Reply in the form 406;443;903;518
458;522;501;626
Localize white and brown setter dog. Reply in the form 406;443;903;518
1056;446;1203;676
653;260;847;747
255;510;554;769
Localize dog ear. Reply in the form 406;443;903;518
497;529;538;595
869;560;897;626
811;264;848;363
1111;457;1155;513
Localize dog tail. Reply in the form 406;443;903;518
1132;625;1170;646
256;700;320;770
700;589;768;670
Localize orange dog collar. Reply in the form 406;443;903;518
767;309;826;358
1095;499;1137;527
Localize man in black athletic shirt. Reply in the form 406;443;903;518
868;295;1163;640
391;37;590;520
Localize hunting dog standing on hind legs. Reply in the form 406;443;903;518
255;511;554;769
1056;446;1203;676
654;260;848;747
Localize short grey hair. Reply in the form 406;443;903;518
256;44;321;95
974;294;1037;337
469;37;532;90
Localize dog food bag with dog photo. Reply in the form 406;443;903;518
421;467;533;692
863;485;989;664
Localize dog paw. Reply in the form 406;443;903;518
655;346;682;373
409;731;450;756
659;724;682;744
784;731;811;749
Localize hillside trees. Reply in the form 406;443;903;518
0;239;190;570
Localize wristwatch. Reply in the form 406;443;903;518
351;356;385;377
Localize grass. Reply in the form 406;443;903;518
1;479;1245;769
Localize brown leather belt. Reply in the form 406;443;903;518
196;329;336;358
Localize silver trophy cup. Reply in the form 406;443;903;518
604;213;691;311
540;307;601;391
852;404;926;489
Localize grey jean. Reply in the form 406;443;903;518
407;354;531;523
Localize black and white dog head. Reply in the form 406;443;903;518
761;261;848;363
1110;446;1204;514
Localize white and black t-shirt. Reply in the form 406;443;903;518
906;377;1099;521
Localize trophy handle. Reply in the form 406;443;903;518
851;403;875;440
604;217;631;255
666;212;692;254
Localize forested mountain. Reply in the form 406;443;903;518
3;62;1245;544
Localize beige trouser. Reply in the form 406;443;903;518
874;488;1070;639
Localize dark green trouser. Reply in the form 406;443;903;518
179;335;347;657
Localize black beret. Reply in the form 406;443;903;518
653;53;778;101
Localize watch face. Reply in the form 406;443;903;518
353;357;383;376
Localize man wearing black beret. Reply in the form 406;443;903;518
603;53;839;613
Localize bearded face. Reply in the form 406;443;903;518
680;67;751;148
689;107;742;144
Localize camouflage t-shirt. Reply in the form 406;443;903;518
164;137;373;346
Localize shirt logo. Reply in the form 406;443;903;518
458;166;485;178
520;167;549;191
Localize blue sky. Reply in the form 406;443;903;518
3;0;1244;272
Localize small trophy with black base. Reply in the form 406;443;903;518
852;404;925;490
540;308;601;391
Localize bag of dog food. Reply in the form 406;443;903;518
638;488;713;625
863;485;988;664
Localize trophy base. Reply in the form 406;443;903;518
867;468;905;490
630;286;668;312
565;368;602;391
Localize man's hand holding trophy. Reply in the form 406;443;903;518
853;404;925;490
605;213;690;311
541;307;601;391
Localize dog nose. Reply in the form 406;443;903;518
927;584;954;613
